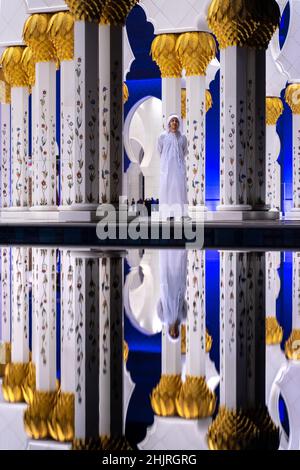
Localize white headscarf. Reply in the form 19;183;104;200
167;114;181;130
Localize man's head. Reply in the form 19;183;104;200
168;115;180;133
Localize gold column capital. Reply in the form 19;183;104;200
266;97;284;125
2;362;32;403
208;406;259;450
207;0;280;50
285;84;300;115
206;89;213;113
48;392;74;442
151;34;182;79
21;47;36;88
123;82;129;105
176;376;216;419
65;0;104;22
100;0;139;26
24;390;59;439
176;32;216;76
150;374;182;416
1;47;30;88
0;69;11;104
23;13;57;63
266;316;283;344
48;12;74;62
72;436;132;450
285;329;300;360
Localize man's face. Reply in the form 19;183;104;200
169;117;179;133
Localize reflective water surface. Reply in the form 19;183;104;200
0;247;297;450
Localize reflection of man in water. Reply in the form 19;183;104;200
157;250;187;340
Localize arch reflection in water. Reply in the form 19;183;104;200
1;247;300;450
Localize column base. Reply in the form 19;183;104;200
285;209;300;221
59;203;99;222
211;209;279;222
0;207;29;221
27;206;59;221
188;205;208;222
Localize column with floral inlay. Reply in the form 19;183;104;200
49;12;76;212
207;0;280;221
285;252;300;361
266;98;283;212
1;47;31;218
285;85;300;220
62;1;102;222
176;33;216;218
2;247;31;403
98;251;128;448
208;251;279;450
0;71;11;212
23;14;58;220
99;1;138;208
24;247;57;440
176;249;216;420
70;251;101;448
0;247;11;377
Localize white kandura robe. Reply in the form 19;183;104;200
158;131;188;219
157;249;187;332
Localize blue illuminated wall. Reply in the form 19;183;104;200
125;4;292;212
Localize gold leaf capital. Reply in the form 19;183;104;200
23;14;56;63
100;0;139;26
285;84;300;115
207;0;280;50
65;0;103;22
176;32;216;77
151;34;182;79
1;47;30;88
48;12;74;62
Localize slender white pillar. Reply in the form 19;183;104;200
266;98;283;212
177;32;216;216
0;247;11;375
186;250;206;377
48;12;76;211
99;24;124;206
99;252;124;439
0;93;11;210
208;0;280;221
285;84;300;219
219;251;266;410
285;252;300;360
72;251;100;442
266;251;281;319
1;47;31;217
11;247;30;363
32;248;57;390
151;34;182;130
23;14;58;220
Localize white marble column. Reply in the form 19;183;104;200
72;251;100;444
99;24;124;206
186;250;206;377
1;47;30;218
208;251;277;450
177;32;216;217
23;14;58;220
2;247;30;403
285;252;300;360
99;252;125;440
151;34;182;130
208;0;280;221
266;98;283;213
219;251;266;409
285;84;300;219
0;247;11;375
24;247;57;439
48;12;75;211
0;75;11;211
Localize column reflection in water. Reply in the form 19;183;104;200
141;249;216;451
208;251;279;450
